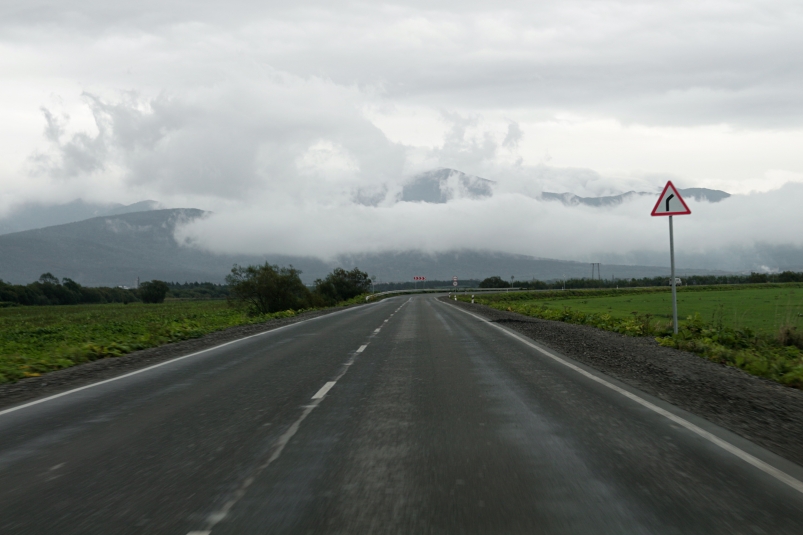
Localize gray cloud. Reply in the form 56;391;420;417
503;121;522;149
3;1;802;127
2;0;803;266
175;183;803;265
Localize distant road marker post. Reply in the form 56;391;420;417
651;181;692;334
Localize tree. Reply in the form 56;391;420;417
139;280;170;303
226;263;310;315
61;278;81;292
313;267;371;305
38;273;60;285
479;276;511;289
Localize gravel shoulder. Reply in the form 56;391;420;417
442;297;803;468
0;307;353;411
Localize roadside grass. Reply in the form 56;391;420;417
0;301;297;384
496;286;803;335
460;284;803;389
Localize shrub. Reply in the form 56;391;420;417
313;267;371;306
139;280;170;304
226;263;310;315
479;276;511;289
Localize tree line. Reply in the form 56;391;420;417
0;264;372;312
5;267;800;309
476;271;803;290
0;274;171;307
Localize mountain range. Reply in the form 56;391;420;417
356;168;731;207
540;188;730;208
2;168;795;285
0;209;727;286
0;200;162;235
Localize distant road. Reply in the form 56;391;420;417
1;295;802;534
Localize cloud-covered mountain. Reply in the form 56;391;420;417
0;200;161;235
400;169;494;204
541;188;730;208
0;208;729;286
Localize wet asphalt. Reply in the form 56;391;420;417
1;295;802;534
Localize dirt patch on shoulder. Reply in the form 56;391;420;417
444;298;803;467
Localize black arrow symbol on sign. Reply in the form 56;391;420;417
666;193;675;212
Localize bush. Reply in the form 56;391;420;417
479;276;511;289
139;280;170;304
226;263;310;315
313;267;371;306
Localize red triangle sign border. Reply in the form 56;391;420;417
651;180;692;216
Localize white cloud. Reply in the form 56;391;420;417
1;0;802;265
175;182;803;264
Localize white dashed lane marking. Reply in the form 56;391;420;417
187;314;391;534
311;381;337;400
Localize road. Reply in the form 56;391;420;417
1;295;802;534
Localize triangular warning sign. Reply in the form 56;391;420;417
651;181;691;216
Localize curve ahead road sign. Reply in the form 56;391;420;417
651;181;691;216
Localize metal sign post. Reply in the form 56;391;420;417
669;215;677;333
651;181;691;334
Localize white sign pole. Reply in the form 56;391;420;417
651;180;691;335
669;215;678;334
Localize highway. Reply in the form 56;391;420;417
1;295;802;534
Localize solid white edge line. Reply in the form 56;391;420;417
443;300;803;495
356;345;368;353
0;303;381;418
311;381;337;400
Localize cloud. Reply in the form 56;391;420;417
502;121;522;149
2;0;803;266
23;77;409;204
175;182;803;268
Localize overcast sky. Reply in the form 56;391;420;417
1;0;802;263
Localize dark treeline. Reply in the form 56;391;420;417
377;272;803;292
166;282;230;299
485;271;803;290
5;270;803;307
375;280;482;292
0;273;139;307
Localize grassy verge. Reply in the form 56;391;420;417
0;298;355;384
461;285;803;389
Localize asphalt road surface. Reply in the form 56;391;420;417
2;295;803;534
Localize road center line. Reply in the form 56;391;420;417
443;300;803;496
373;328;381;333
311;381;337;399
193;337;371;533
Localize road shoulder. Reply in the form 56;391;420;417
441;297;803;468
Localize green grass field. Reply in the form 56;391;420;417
0;300;294;383
530;287;803;334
